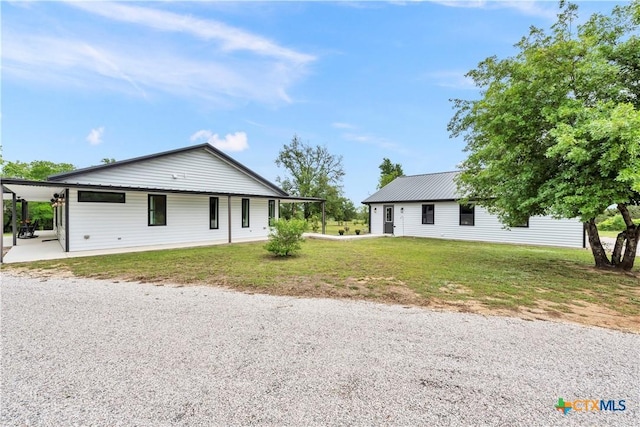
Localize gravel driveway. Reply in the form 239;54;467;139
1;272;638;426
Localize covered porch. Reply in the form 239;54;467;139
2;230;65;263
2;179;66;263
1;178;327;263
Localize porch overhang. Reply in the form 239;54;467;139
2;180;67;203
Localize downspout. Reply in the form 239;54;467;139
228;195;232;243
368;204;371;234
322;201;326;235
65;188;70;252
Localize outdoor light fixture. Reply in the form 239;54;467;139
51;193;65;208
374;207;377;213
401;207;404;213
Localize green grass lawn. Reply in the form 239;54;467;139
8;237;639;329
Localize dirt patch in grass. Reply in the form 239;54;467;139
424;297;640;333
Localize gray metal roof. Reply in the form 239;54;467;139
362;171;461;203
48;143;289;197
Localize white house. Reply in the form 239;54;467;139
362;171;585;248
1;144;322;258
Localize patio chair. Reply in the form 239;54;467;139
26;220;39;238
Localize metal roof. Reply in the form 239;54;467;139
1;178;323;203
362;171;461;204
48;143;289;197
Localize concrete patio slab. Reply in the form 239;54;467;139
1;231;261;264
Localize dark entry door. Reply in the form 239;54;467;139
383;205;394;234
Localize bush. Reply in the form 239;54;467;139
309;215;320;233
265;219;308;257
598;214;640;231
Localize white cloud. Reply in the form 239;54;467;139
423;70;477;90
68;2;315;64
190;130;249;152
86;127;105;145
341;131;408;155
2;3;316;106
427;0;556;20
332;122;356;129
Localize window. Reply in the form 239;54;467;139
385;206;393;222
422;204;434;224
242;198;250;228
148;195;166;226
268;200;276;226
210;197;219;229
514;218;530;228
459;204;475;226
78;191;125;203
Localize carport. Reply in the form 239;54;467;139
1;179;68;263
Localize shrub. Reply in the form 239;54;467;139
265;219;308;257
309;215;320;233
598;215;640;231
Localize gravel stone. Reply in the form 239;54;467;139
1;272;638;426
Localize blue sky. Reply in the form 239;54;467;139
1;1;626;204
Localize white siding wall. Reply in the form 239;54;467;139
369;205;385;235
369;202;584;248
60;150;281;197
229;198;271;242
68;189;272;251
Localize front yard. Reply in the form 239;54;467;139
6;237;639;332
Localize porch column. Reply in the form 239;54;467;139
321;201;326;234
227;195;232;243
12;194;17;246
21;200;29;222
0;184;3;263
64;188;70;252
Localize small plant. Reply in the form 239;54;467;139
355;229;361;235
338;229;344;235
309;215;320;233
344;225;350;232
265;219;308;256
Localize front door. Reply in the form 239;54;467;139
383;205;394;234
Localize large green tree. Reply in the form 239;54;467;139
2;160;75;180
377;158;404;189
449;1;640;270
275;134;345;219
